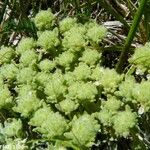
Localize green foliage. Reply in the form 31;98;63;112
0;8;150;150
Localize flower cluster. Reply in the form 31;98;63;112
0;8;148;149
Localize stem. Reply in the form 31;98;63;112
116;0;148;74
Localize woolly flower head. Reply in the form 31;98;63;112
0;63;18;80
68;81;98;103
101;96;122;113
73;63;91;81
62;26;86;52
0;46;15;65
19;50;38;67
16;67;36;84
86;21;107;44
98;67;123;93
65;114;100;147
40;112;68;139
97;109;113;126
17;83;35;95
97;96;121;126
79;48;101;65
132;80;150;111
37;28;60;50
116;76;136;101
35;72;51;86
2;138;28;150
56;51;75;68
129;42;150;71
64;72;75;85
55;99;79;114
30;110;68;139
34;9;55;30
29;106;52;127
38;59;55;72
59;17;77;33
113;107;137;137
1;118;22;137
91;65;103;80
13;90;41;117
44;70;66;102
0;85;12;109
16;37;35;54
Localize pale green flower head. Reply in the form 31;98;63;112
0;85;12;109
113;107;137;137
44;70;66;102
79;48;101;66
3;138;28;150
65;114;100;147
37;29;60;50
98;109;113;126
29;106;52;127
34;9;55;30
62;26;86;52
102;96;122;113
64;72;76;85
19;50;38;67
73;63;91;81
13;90;41;117
68;81;98;103
59;17;77;33
0;63;18;80
116;76;136;101
16;67;37;84
17;84;35;97
33;112;68;139
132;80;150;111
35;72;51;86
129;42;150;70
56;99;79;114
38;59;56;72
91;65;103;80
2;118;22;137
0;46;15;65
98;67;123;93
16;37;36;54
56;51;75;68
42;112;68;138
86;22;107;44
